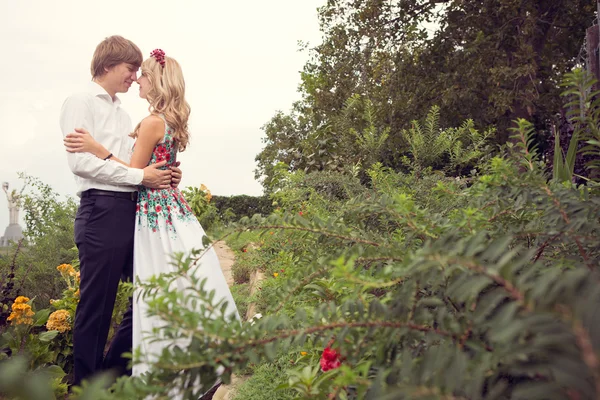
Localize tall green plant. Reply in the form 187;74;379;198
402;106;494;173
342;94;390;169
560;68;600;182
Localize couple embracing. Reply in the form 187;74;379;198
60;35;239;398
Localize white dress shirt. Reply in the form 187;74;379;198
60;81;144;196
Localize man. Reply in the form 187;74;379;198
59;35;181;386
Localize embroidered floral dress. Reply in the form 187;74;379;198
132;117;239;384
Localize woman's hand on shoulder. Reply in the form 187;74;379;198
64;128;110;159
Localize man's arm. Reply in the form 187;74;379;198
59;94;143;186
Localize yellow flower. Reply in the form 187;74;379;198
57;264;75;276
14;296;30;304
74;289;80;298
200;184;212;202
300;351;308;356
7;301;34;325
273;272;279;278
46;310;72;333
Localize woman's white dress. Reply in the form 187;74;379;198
131;117;239;385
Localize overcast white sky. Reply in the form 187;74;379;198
0;0;324;232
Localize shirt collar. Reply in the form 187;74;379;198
88;81;122;106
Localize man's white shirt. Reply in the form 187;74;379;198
60;81;143;196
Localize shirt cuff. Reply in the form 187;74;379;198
126;168;144;186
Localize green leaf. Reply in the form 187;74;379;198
38;330;59;342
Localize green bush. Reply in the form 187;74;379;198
211;194;274;223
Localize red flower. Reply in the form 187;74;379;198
320;347;341;372
136;204;140;212
156;205;162;213
299;211;304;216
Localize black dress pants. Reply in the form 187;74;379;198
72;192;136;385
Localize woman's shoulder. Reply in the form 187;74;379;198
137;114;166;138
140;114;166;128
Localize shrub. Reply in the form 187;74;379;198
211;194;274;223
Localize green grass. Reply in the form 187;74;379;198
231;353;297;400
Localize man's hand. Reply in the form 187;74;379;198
170;161;182;188
142;161;172;189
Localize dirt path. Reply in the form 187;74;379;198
214;240;235;286
212;240;240;400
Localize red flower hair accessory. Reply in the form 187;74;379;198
150;49;166;68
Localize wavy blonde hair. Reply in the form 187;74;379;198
132;55;190;151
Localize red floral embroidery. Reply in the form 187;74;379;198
135;124;194;234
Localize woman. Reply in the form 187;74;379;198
64;49;239;395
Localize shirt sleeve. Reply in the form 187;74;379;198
59;95;144;186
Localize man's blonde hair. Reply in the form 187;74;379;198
90;36;143;78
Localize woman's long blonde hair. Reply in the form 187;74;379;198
132;54;190;151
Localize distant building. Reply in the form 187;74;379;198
1;182;24;247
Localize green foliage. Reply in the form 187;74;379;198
401;106;495;173
181;184;219;231
3;129;599;399
33;135;594;399
560;68;600;181
211;194;274;223
255;0;594;189
271;170;365;220
1;174;79;308
0;356;67;400
341;94;390;170
232;353;297;400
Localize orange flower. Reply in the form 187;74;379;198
46;310;71;333
14;296;30;304
7;300;34;325
300;351;308;356
57;264;74;274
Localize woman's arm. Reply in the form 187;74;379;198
64;115;165;168
128;116;165;168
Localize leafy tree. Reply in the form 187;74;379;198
256;0;595;189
